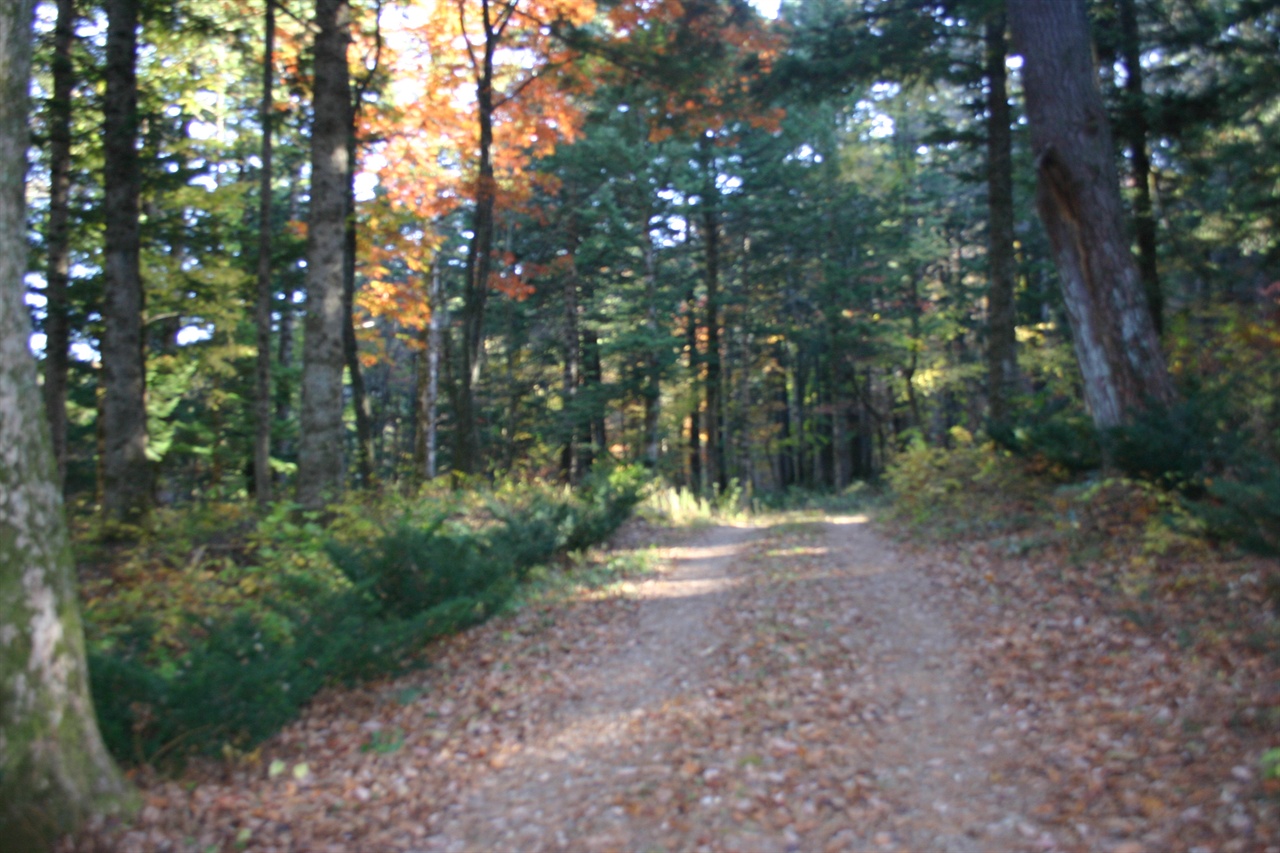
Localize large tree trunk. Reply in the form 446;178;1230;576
1008;0;1174;429
984;13;1019;426
101;0;150;524
297;0;352;508
1;2;135;843
42;0;74;492
1117;0;1161;336
253;0;275;506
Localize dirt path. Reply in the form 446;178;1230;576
79;513;1278;852
421;515;1048;852
422;523;757;852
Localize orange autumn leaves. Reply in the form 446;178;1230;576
352;0;780;341
356;0;596;336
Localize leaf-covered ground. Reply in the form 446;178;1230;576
70;513;1279;852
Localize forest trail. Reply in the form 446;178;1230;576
420;516;1039;853
83;513;1277;853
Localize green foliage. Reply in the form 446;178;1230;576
885;428;1043;539
1201;472;1280;556
990;399;1102;476
84;467;648;765
327;518;515;620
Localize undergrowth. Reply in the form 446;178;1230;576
83;464;646;767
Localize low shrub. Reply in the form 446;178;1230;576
886;428;1045;539
990;398;1102;476
85;464;649;765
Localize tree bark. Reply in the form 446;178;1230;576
685;281;702;492
253;0;275;506
560;247;581;483
580;275;605;470
42;0;74;492
641;215;661;469
297;0;351;508
701;159;726;493
454;0;506;478
984;13;1019;426
1008;0;1175;429
1;2;135;842
101;0;150;524
414;262;442;484
343;109;375;488
1117;0;1162;336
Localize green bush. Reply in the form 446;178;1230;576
1202;470;1280;555
326;517;512;619
886;428;1043;538
990;399;1102;474
86;465;650;766
1104;394;1240;491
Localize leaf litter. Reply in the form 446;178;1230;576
68;513;1278;852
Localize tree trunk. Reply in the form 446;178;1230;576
580;275;605;469
641;215;661;469
1008;0;1175;429
42;0;74;492
343;120;375;488
685;281;702;492
1;2;135;841
101;0;150;525
455;0;501;478
253;0;275;506
701;168;727;493
560;247;581;483
1117;0;1162;336
297;0;351;508
415;263;443;485
984;13;1019;426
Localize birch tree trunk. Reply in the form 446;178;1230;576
1;2;134;843
415;263;443;484
1008;0;1174;429
297;0;351;508
101;0;150;523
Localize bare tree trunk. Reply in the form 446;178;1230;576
1117;0;1161;336
580;275;605;469
297;0;351;508
415;263;443;485
1008;0;1175;429
343;116;375;488
984;13;1019;426
455;0;506;478
560;249;581;483
42;0;74;492
641;217;661;469
1;2;135;840
701;175;726;493
685;281;702;492
253;0;275;506
101;0;150;524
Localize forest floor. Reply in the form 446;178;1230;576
74;511;1279;853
